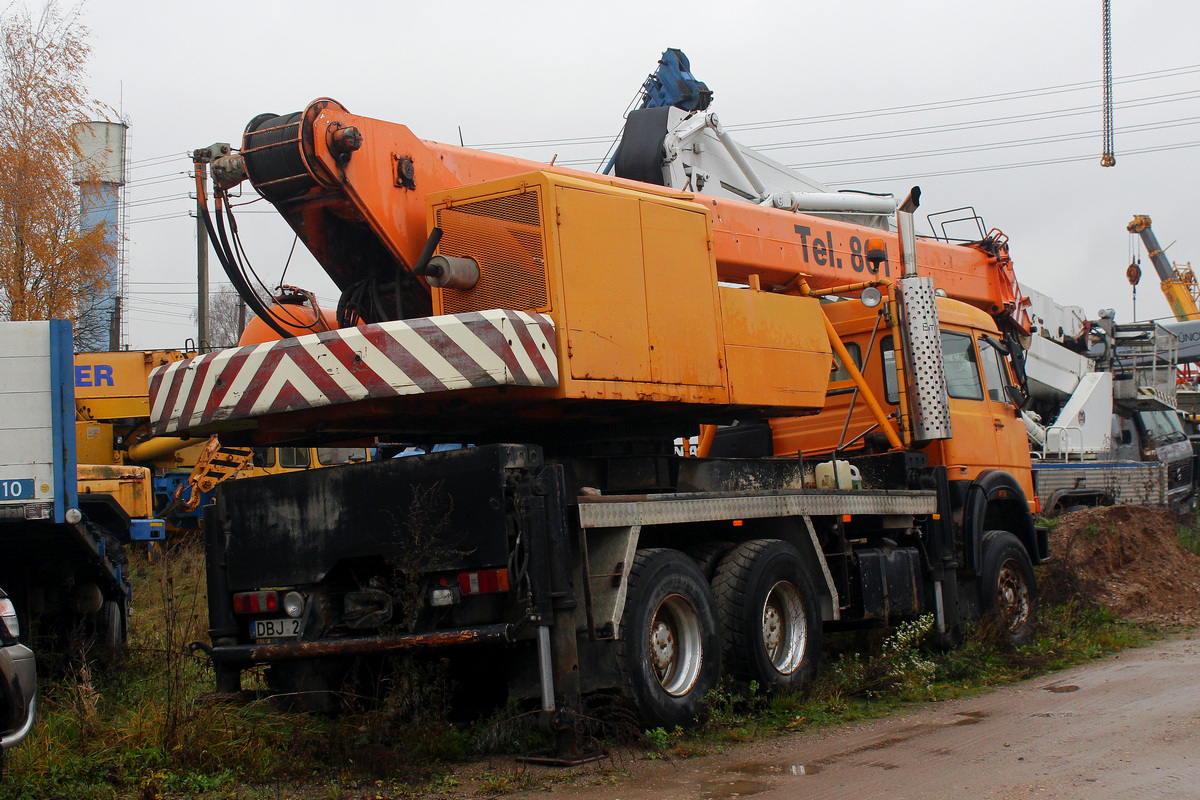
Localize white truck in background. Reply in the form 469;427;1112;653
1020;287;1193;513
0;321;163;653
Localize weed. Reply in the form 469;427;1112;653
821;615;936;702
0;538;1161;800
476;767;542;796
1177;512;1200;557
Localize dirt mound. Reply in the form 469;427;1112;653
1042;506;1200;627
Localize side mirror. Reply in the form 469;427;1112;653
1005;384;1029;409
981;334;1009;355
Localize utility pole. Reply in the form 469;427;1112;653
108;296;122;351
196;161;209;349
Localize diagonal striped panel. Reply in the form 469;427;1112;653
149;310;558;436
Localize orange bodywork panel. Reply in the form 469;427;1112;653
426;171;831;415
718;287;832;408
708;200;1027;333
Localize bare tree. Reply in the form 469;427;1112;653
0;3;116;349
194;284;255;348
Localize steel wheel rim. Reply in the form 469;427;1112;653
996;559;1031;633
648;593;703;696
762;580;806;674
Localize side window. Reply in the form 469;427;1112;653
882;332;984;403
278;447;311;469
941;332;983;401
830;343;862;383
978;338;1012;403
252;447;275;468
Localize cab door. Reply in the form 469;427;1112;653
977;335;1031;478
934;330;1002;482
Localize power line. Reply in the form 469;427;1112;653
471;63;1200;151
725;64;1200;134
552;89;1200;168
831;139;1200;185
787;116;1200;171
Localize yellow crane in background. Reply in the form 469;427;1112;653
1127;215;1200;321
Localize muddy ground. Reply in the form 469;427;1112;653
511;635;1200;800
457;506;1200;800
481;506;1200;800
1042;505;1200;627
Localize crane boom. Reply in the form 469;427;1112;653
220;98;1029;336
1128;214;1200;321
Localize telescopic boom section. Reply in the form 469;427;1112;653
225;98;1029;335
1128;214;1200;322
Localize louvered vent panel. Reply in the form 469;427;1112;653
435;190;548;314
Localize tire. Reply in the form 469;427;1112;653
685;541;735;582
98;600;126;648
616;548;722;729
265;659;349;714
712;539;822;692
978;530;1038;646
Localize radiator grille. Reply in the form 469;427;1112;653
1168;457;1193;491
435;190;548;314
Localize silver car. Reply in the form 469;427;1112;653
0;589;34;776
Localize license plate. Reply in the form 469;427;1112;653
251;618;301;638
0;479;34;500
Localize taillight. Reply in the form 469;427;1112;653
232;591;280;614
457;569;510;596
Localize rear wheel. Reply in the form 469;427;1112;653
265;659;349;714
978;531;1037;646
685;541;735;582
617;548;721;729
712;539;822;692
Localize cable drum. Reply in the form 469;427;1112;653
242;111;317;201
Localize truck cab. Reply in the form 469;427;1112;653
771;296;1036;512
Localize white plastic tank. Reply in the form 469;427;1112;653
815;460;862;490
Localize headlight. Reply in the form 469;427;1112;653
283;591;305;618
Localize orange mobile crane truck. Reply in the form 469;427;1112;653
161;58;1046;757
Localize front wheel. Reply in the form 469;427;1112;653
978;530;1038;646
617;548;722;729
712;539;822;692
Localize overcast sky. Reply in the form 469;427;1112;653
66;0;1200;349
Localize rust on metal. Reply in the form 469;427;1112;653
208;623;514;664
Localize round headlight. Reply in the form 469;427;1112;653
65;508;82;524
283;591;305;618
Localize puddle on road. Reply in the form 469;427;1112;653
706;759;822;797
788;764;822;775
954;711;990;725
701;779;768;799
721;763;778;777
1044;684;1080;693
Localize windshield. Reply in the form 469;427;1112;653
1135;410;1185;442
316;447;370;466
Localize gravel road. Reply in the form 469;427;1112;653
525;635;1200;800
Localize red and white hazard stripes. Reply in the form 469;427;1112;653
148;310;557;436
